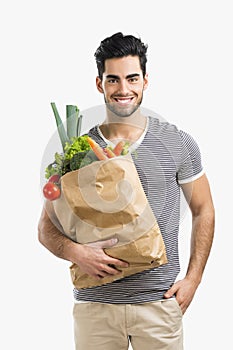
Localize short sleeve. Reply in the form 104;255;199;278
177;130;204;184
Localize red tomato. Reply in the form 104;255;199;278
43;182;61;201
48;174;61;183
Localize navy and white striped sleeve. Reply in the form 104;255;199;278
177;130;205;184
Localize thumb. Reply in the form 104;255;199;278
164;284;177;299
86;238;118;249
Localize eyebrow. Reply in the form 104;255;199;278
106;73;140;79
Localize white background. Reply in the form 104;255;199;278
1;0;232;349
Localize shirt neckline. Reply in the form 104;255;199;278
96;117;149;153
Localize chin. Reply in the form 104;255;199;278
107;104;140;118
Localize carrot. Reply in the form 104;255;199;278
92;147;108;160
104;147;116;158
87;136;98;149
87;136;108;161
113;140;125;156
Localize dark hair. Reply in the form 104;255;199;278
94;32;148;79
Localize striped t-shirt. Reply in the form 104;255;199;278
73;116;204;304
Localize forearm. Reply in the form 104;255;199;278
186;209;215;285
38;206;128;279
165;175;215;311
38;206;80;262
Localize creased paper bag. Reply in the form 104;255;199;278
51;154;167;289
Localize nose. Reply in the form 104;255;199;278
117;80;130;95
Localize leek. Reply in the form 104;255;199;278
66;105;79;139
51;102;69;151
77;114;83;137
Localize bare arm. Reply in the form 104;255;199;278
164;174;215;313
38;202;128;279
38;203;76;261
182;174;215;283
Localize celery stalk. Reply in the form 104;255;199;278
66;105;79;138
51;102;69;151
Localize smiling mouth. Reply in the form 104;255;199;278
113;97;134;104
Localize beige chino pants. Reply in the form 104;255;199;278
73;299;183;350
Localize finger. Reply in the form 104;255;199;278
164;284;178;298
105;264;121;275
180;302;186;315
93;274;102;280
87;238;118;249
178;298;189;314
97;271;109;278
95;268;117;279
97;268;118;278
95;263;121;276
107;257;129;268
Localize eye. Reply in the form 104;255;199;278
128;77;139;83
107;79;118;84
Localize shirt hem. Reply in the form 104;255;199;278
178;169;205;184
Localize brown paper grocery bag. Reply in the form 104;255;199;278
51;155;167;289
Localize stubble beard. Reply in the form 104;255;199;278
104;95;143;118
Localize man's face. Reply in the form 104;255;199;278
96;55;148;118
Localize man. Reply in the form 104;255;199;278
38;32;215;349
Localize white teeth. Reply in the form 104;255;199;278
116;98;131;104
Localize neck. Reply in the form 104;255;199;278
100;109;147;143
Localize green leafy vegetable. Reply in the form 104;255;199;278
64;135;90;160
121;141;131;155
70;150;98;170
45;135;94;179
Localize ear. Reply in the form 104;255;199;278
96;76;104;93
143;73;149;91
